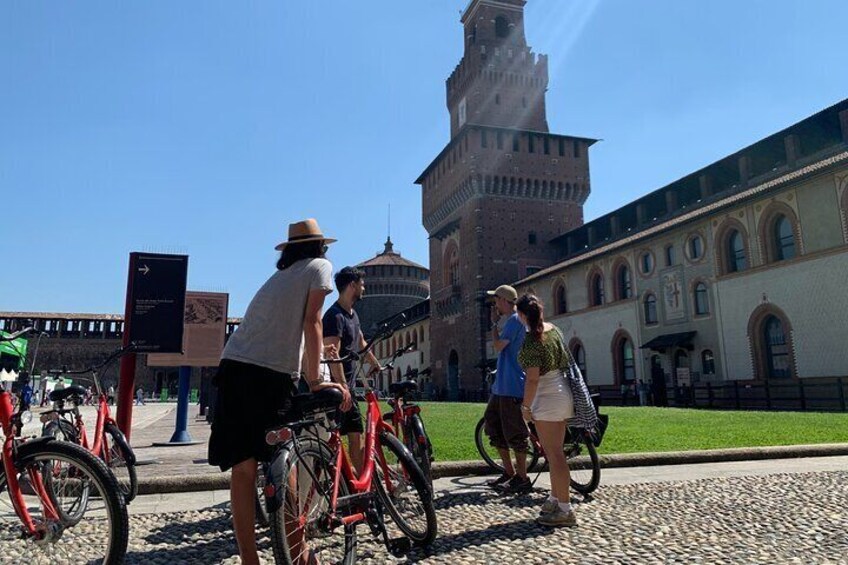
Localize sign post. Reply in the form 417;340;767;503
148;291;228;445
116;253;189;439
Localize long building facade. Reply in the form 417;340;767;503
513;100;848;406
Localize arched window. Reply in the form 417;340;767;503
573;344;586;379
688;235;704;261
617;338;636;384
616;264;632;300
773;215;796;261
569;338;587;380
644;294;658;324
701;350;715;375
590;272;604;307
727;229;747;273
764;316;791;378
640;252;654;275
694;282;709;315
553;283;567;315
444;242;460;286
495;15;509;38
665;245;676;267
419;327;425;343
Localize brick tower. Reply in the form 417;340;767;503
415;0;596;398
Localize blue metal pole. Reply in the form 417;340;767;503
169;366;193;443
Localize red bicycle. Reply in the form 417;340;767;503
41;345;138;504
380;343;434;484
262;323;437;564
0;328;129;563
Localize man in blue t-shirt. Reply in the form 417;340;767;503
483;284;530;494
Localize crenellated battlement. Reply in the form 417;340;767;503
446;48;547;99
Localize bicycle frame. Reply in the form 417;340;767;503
1;390;61;536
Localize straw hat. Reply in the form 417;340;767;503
275;218;337;251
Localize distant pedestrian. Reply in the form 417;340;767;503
638;379;649;406
20;380;33;411
620;383;630;406
135;387;145;406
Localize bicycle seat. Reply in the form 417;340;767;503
389;381;417;396
291;388;344;414
49;385;87;403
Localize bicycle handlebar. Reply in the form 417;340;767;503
0;327;35;342
47;343;138;376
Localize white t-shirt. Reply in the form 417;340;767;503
222;258;334;375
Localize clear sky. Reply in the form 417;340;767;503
3;1;847;316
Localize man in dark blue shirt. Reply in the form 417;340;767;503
323;266;383;473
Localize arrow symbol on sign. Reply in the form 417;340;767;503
138;265;150;275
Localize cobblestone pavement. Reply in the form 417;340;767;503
98;470;847;564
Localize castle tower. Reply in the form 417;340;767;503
355;237;430;337
415;0;596;398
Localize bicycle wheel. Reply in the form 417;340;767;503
42;418;79;443
474;417;541;474
564;430;601;495
406;414;433;484
269;439;356;565
0;440;129;564
102;424;138;503
255;462;269;527
375;432;437;546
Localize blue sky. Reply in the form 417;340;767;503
3;1;847;316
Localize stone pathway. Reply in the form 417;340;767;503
121;467;848;564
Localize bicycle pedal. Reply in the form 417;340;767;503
386;537;412;557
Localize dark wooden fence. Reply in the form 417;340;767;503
591;378;848;412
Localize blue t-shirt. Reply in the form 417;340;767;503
492;314;526;398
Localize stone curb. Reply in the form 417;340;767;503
136;442;848;495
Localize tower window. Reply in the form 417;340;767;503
544;137;550;155
574;141;581;158
558;138;565;157
512;135;519;152
497;131;504;149
495;93;500;105
495;16;509;38
528;231;537;245
481;130;488;148
528;135;535;153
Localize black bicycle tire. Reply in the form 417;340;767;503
268;438;356;565
255;462;269;527
18;440;129;564
376;432;438;546
42;418;79;443
42;420;90;525
103;424;139;503
474;417;541;473
565;433;601;495
407;415;433;485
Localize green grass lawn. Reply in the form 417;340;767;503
385;402;848;462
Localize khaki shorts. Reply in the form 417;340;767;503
483;395;529;453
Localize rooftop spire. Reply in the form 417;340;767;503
383;236;395;255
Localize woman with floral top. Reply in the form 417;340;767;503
516;293;578;527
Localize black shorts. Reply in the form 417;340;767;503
338;401;364;435
483;394;529;453
208;359;295;472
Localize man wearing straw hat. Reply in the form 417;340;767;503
209;218;352;565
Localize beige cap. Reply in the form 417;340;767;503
486;284;518;303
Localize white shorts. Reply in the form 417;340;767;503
531;369;574;422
